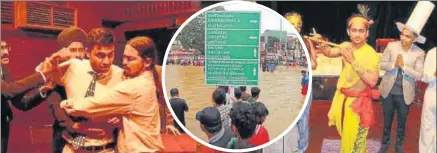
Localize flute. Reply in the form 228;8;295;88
304;35;341;47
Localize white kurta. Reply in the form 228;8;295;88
419;47;436;153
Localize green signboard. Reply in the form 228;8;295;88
205;11;260;86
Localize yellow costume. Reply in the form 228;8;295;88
327;43;380;153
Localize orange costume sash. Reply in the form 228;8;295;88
340;87;380;128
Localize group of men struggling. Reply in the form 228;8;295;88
1;26;181;153
284;1;435;153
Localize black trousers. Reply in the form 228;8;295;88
52;121;66;153
1;119;9;153
381;93;410;152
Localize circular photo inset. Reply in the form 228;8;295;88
163;1;312;152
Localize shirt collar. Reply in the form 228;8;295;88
88;69;112;80
83;59;112;81
404;45;413;53
398;41;414;53
209;126;225;144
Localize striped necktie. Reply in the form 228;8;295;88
72;71;98;150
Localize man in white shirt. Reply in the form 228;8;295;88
47;27;123;153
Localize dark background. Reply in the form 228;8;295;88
202;1;437;101
202;1;437;52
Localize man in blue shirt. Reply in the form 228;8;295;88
301;70;309;95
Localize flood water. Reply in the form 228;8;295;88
164;65;306;141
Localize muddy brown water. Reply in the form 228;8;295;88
164;65;306;142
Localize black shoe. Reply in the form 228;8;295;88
395;145;404;153
378;145;389;153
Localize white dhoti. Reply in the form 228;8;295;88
419;81;436;153
419;47;436;153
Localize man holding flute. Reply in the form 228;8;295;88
311;4;380;153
